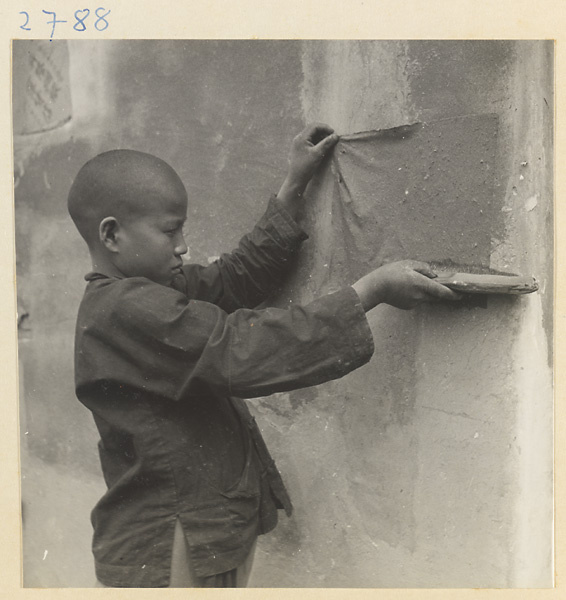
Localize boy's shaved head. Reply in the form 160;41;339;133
68;150;187;246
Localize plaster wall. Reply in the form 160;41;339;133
15;40;553;588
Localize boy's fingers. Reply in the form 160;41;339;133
410;261;437;279
308;122;334;134
304;123;335;144
423;278;463;301
313;132;340;154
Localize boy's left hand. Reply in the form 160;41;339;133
277;124;339;213
286;123;339;190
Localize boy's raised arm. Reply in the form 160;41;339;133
181;124;338;310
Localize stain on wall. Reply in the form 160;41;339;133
15;40;553;588
12;41;72;135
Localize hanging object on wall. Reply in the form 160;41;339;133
328;115;502;280
12;40;72;135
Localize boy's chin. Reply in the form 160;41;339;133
162;271;184;286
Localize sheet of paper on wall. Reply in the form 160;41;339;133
298;114;512;300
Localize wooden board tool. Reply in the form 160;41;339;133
433;272;538;295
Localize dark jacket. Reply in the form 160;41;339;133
74;197;374;586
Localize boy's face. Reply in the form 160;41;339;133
114;189;189;286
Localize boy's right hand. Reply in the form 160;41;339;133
352;260;462;312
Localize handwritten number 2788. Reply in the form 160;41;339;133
19;8;111;38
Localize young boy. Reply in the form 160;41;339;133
68;123;459;588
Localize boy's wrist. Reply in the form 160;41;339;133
352;275;378;312
352;273;384;312
275;176;308;219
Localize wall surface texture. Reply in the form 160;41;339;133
15;40;553;588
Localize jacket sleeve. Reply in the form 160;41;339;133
177;196;308;312
75;278;374;402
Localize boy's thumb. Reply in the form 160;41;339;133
410;261;437;279
315;133;339;154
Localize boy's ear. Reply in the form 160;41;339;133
99;217;120;252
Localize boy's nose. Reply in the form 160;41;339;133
175;237;189;256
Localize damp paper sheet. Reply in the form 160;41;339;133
304;114;502;291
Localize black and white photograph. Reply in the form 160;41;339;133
12;39;554;589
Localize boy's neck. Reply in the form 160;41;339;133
90;252;123;278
